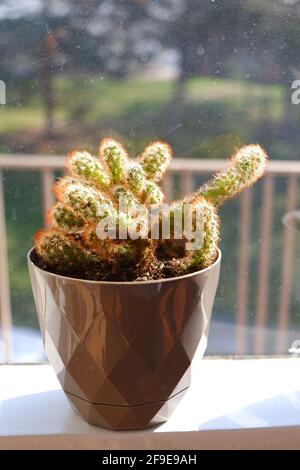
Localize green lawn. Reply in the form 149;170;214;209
0;76;290;156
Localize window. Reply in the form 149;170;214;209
0;0;300;363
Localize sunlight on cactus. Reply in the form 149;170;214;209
99;138;129;184
191;144;267;206
140;141;172;182
34;229;98;273
67;150;110;190
47;203;85;233
127;162;147;198
34;138;267;281
53;177;115;222
143;180;164;205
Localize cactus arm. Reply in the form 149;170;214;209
143;181;164;205
183;197;220;269
67;151;110;190
111;186;139;210
53;177;116;222
190;145;267;206
139;141;172;182
157;197;219;273
99;138;129;184
127;162;147;197
99;139;165;204
127;162;164;205
47;203;85;233
111;189;149;238
34;229;98;271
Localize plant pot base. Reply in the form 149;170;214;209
65;387;188;430
28;248;221;431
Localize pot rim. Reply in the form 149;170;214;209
28;247;221;286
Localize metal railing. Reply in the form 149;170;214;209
0;155;299;362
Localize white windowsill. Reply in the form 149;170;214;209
0;358;300;450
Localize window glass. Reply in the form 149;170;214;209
0;0;300;362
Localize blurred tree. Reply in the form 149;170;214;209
158;0;300;86
2;0;300;133
162;0;243;82
0;0;158;133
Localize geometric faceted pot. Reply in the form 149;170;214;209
28;248;221;431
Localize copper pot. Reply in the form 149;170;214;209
28;248;221;430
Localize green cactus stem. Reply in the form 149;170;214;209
127;162;147;197
111;186;139;210
99;138;129;184
111;187;150;238
34;229;98;271
140;141;172;182
183;197;220;269
67;150;110;190
143;181;164;205
127;162;164;205
190;144;267;206
156;196;219;272
54;177;116;222
48;203;85;233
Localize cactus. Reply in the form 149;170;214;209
127;162;147;198
67;150;110;190
53;177;116;222
184;197;220;269
47;203;85;233
34;229;99;273
156;196;219;272
188;144;267;206
33;137;267;281
99;138;129;185
140;141;172;182
143;181;164;205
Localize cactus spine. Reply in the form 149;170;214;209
48;203;85;233
140;141;172;182
100;138;129;184
190;145;267;206
67;150;110;190
34;230;98;272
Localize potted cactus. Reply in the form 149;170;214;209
28;138;267;430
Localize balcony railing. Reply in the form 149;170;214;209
0;155;299;363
